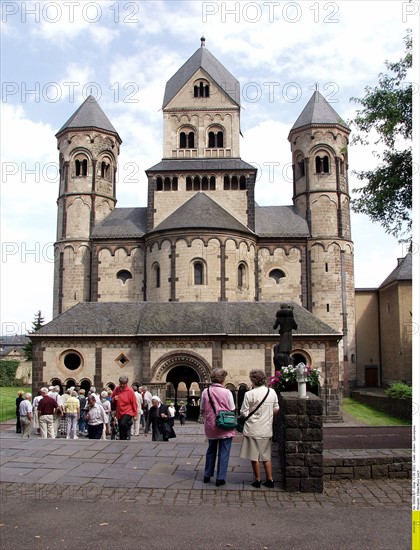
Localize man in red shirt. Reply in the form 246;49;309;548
111;375;138;440
37;387;58;438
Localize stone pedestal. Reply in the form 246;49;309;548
277;391;323;493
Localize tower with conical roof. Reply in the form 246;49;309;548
289;90;356;388
53;95;122;316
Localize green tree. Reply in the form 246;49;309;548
350;31;412;240
23;310;45;360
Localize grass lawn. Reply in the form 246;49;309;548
0;386;31;423
342;397;411;426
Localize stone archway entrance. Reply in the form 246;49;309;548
152;351;211;420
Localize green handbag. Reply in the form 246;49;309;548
207;387;237;430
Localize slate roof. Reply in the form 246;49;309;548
150;193;253;235
146;159;256;173
56;95;121;142
91;208;147;239
255;206;309;238
33;302;340;337
379;253;412;289
290;91;350;133
163;45;240;108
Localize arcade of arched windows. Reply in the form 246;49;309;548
223;174;247;190
156;175;178;191
186;175;216;191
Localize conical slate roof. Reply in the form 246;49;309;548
163;43;240;108
290;91;350;133
56;95;121;141
150;192;252;234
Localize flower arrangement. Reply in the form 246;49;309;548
269;364;320;390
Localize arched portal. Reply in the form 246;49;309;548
152;351;212;420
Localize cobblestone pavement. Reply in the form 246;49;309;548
0;423;411;508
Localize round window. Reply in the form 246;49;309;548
63;352;82;370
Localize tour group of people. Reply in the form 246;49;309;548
16;368;279;488
16;377;187;441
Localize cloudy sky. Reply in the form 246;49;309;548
0;0;417;334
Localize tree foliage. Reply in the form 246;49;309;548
23;310;45;360
350;31;412;240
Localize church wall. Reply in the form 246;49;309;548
310;242;343;332
310;194;338;236
258;246;303;303
380;281;412;385
66;197;91;239
152;178;249;229
222;345;266;386
147;240;171;301
355;290;381;386
42;343;97;388
176;238;221;302
60;244;91;312
225;240;256;301
97;247;144;302
101;345;142;387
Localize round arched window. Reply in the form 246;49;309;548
62;351;83;371
269;269;285;283
117;270;133;284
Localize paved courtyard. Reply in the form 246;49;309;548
0;421;412;549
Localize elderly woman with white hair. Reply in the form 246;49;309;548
144;396;174;441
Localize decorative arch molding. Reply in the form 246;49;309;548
257;244;304;258
97;245;142;257
290;348;313;364
151;350;212;384
309;143;337;157
311;194;338;208
97;149;117;162
69;147;94;161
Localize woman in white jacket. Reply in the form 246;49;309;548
240;369;279;488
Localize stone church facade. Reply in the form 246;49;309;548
32;39;356;421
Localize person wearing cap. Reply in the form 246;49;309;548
111;376;138;440
144;396;173;441
64;391;80;439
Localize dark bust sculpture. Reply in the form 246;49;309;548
273;303;297;369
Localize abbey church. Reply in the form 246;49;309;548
32;39;356;421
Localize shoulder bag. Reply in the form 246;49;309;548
207;386;237;430
236;388;270;433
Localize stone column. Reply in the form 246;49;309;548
277;391;323;492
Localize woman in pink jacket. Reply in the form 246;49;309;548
200;368;236;487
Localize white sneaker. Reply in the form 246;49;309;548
66;436;70;439
74;435;78;439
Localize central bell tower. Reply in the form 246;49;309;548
146;37;257;232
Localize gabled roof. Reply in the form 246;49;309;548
379;253;412;289
91;208;147;239
56;95;121;142
290;91;350;134
33;301;340;337
162;45;240;108
150;192;252;235
146;158;256;173
255;205;309;238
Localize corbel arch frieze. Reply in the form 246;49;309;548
151;349;212;384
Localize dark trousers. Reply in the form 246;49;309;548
88;423;103;439
16;416;21;433
118;414;133;440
